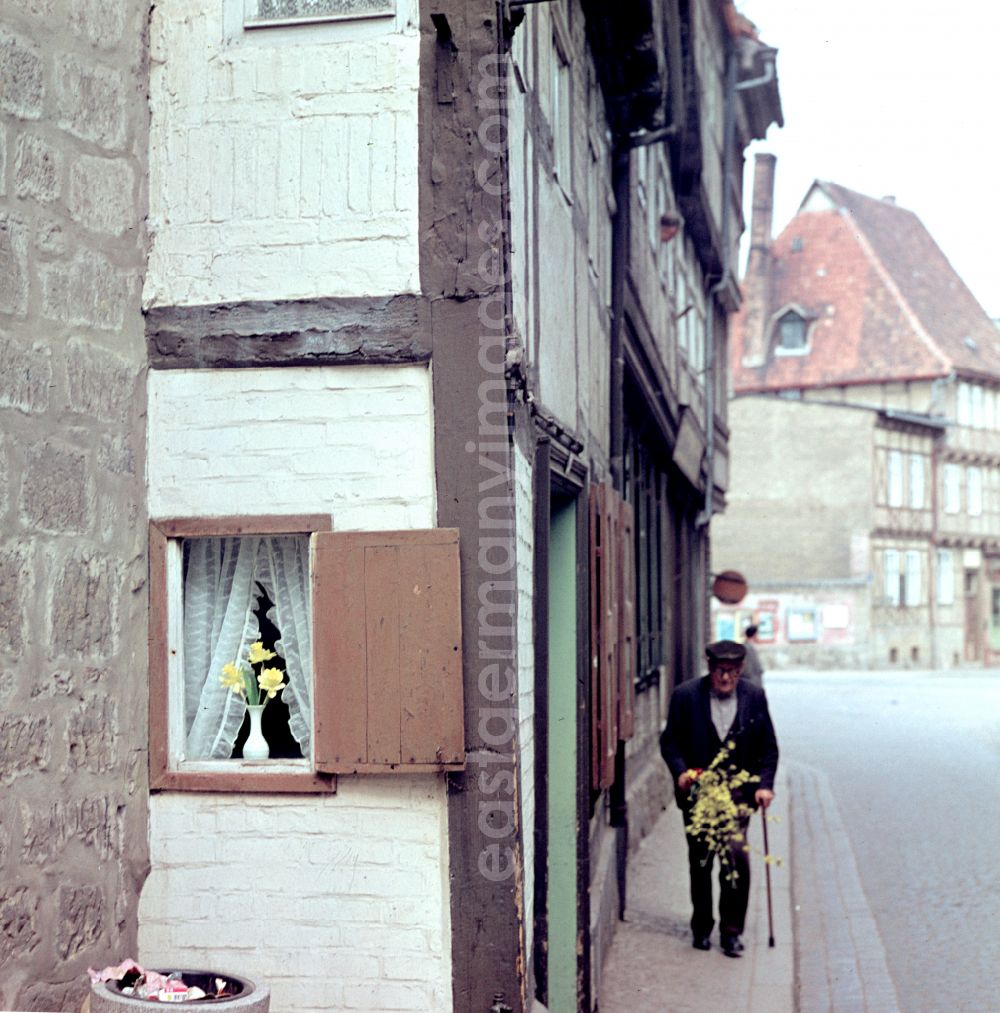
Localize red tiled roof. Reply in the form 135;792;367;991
732;181;1000;393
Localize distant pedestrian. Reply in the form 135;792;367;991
659;639;779;958
741;624;764;688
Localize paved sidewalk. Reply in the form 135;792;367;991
598;760;905;1013
598;766;794;1013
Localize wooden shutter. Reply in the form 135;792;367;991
617;498;636;741
589;484;618;790
311;529;465;773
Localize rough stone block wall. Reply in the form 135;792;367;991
0;2;149;1010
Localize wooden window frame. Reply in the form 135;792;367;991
150;519;466;793
150;515;336;793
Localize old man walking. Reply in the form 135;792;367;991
659;639;779;957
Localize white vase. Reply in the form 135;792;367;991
243;704;269;760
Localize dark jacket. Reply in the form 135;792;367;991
659;675;779;811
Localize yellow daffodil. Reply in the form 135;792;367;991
257;667;287;699
220;662;246;695
248;642;276;665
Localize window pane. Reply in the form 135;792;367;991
957;382;972;426
937;549;955;605
968;467;983;517
246;0;395;25
905;550;921;607
884;549;900;607
887;450;903;506
778;312;806;350
944;464;961;513
908;454;924;508
182;535;312;761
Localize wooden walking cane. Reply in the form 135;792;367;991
761;806;775;948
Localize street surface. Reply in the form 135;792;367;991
766;669;1000;1013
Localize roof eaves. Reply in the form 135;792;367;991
879;408;949;432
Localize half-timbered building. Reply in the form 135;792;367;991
714;155;1000;669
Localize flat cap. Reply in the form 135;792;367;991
705;639;746;662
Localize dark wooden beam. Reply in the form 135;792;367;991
145;295;431;369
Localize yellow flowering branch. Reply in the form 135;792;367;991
685;740;761;882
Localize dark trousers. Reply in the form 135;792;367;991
684;814;751;938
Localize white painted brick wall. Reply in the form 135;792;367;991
147;364;435;528
514;443;535;966
138;777;453;1012
144;363;450;1010
145;0;420;308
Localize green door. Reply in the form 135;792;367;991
547;494;578;1009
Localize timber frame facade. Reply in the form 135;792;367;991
716;156;1000;671
4;1;780;1009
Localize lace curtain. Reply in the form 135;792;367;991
183;536;313;760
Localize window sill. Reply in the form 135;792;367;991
151;767;336;794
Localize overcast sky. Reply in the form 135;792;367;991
737;0;1000;319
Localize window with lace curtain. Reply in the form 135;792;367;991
149;517;466;792
182;535;313;763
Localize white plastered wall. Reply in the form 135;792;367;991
144;0;420;308
142;364;454;1012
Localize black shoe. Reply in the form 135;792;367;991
721;933;743;958
692;933;711;951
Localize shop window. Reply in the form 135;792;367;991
149;518;465;792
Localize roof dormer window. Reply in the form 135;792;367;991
772;306;812;356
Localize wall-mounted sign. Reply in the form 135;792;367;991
245;0;395;27
756;607;776;642
672;407;705;489
786;607;819;642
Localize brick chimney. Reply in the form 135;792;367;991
741;153;776;368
